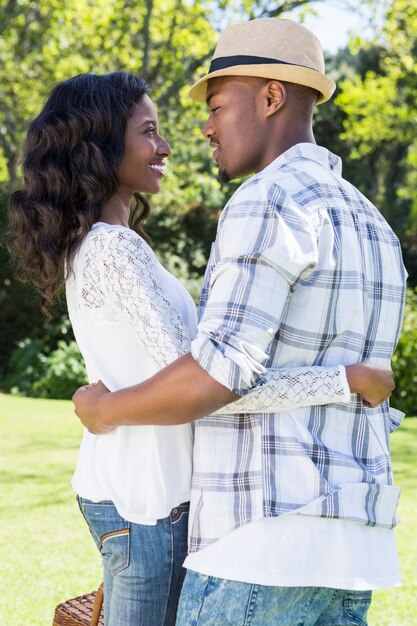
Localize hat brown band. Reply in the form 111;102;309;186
209;55;316;73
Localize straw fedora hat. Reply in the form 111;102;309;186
189;18;336;104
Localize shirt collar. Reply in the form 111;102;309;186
257;143;342;178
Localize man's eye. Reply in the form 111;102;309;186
146;127;156;136
210;106;220;114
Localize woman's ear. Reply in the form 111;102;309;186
264;80;287;117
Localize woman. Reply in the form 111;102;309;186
8;72;394;626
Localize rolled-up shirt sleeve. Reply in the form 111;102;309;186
191;178;320;395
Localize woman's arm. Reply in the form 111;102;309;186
215;362;394;414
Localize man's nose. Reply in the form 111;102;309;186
202;117;214;138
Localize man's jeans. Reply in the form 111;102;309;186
77;497;189;626
176;571;372;626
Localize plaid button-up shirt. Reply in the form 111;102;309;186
189;143;407;552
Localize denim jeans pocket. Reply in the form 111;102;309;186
77;496;130;575
343;594;372;626
170;501;190;525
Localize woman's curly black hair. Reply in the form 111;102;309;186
8;71;151;316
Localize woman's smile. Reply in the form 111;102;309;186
148;160;166;176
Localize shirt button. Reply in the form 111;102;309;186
172;508;179;515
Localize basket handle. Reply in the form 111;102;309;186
90;583;104;626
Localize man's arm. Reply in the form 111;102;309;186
73;357;395;434
73;353;238;433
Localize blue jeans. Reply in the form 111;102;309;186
77;497;189;626
176;571;372;626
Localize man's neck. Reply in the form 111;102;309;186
255;133;316;174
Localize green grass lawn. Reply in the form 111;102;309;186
0;394;416;625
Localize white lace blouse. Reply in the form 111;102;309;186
66;223;350;524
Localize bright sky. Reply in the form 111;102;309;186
291;3;373;53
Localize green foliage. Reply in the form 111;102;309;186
335;0;417;278
32;341;87;399
391;288;417;415
4;317;86;399
5;337;46;396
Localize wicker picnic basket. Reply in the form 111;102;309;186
52;583;104;626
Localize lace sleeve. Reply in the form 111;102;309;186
212;365;351;414
101;229;192;369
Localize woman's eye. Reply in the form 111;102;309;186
146;127;156;136
210;107;220;114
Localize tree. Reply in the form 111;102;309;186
335;0;417;281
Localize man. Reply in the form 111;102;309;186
74;18;406;625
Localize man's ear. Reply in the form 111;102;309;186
264;81;287;117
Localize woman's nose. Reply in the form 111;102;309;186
158;136;171;157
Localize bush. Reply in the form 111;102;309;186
5;318;87;399
391;288;417;416
33;340;87;399
5;337;47;396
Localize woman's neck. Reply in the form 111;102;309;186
100;192;132;227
